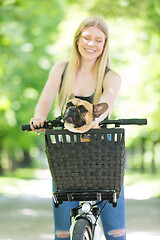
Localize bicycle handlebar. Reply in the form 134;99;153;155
99;118;147;127
21;117;147;131
21;117;64;131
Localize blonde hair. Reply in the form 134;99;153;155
58;15;110;114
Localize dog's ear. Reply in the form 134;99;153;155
68;93;75;100
93;103;108;118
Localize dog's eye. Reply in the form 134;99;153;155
66;102;74;109
78;105;88;113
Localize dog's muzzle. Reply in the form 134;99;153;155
63;107;86;127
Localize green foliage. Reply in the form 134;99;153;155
0;0;66;172
0;0;160;173
90;0;160;143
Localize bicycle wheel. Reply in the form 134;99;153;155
72;218;92;240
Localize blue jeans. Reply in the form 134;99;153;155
52;183;126;240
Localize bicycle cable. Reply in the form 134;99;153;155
91;200;108;240
91;201;104;207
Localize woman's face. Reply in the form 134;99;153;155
77;26;106;61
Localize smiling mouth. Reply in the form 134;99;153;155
85;48;96;53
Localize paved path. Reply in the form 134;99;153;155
0;170;159;240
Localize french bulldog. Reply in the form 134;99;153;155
63;94;108;134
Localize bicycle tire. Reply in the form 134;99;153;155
72;218;92;240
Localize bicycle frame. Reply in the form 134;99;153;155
70;200;106;240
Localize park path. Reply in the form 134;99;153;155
0;169;160;240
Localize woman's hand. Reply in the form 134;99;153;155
30;117;47;133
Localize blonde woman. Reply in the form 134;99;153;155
30;16;126;240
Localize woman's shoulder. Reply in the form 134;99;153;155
49;60;68;76
105;69;121;82
103;69;121;89
54;60;68;68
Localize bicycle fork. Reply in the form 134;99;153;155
70;202;103;240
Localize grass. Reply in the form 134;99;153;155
0;168;39;195
1;168;37;179
125;169;160;185
0;168;160;198
125;169;160;198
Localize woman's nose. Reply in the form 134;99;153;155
87;40;95;46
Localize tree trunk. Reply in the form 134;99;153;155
151;141;156;174
141;138;145;173
21;150;32;167
0;145;4;175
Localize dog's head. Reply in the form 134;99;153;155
63;95;108;133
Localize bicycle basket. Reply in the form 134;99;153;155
45;128;125;198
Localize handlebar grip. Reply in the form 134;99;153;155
22;124;32;131
21;122;48;131
120;119;147;125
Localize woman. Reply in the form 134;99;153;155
30;16;126;240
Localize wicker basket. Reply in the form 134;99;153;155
45;128;125;199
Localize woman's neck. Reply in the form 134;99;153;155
79;58;96;74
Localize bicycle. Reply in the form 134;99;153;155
22;117;147;240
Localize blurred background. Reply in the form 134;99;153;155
0;0;160;239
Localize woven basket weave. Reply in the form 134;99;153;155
45;128;125;198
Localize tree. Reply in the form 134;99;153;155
0;0;66;172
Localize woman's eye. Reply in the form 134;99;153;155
96;40;102;43
83;37;89;41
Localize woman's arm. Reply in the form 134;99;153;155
93;70;121;127
30;61;67;131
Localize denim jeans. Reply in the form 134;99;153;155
52;183;126;240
